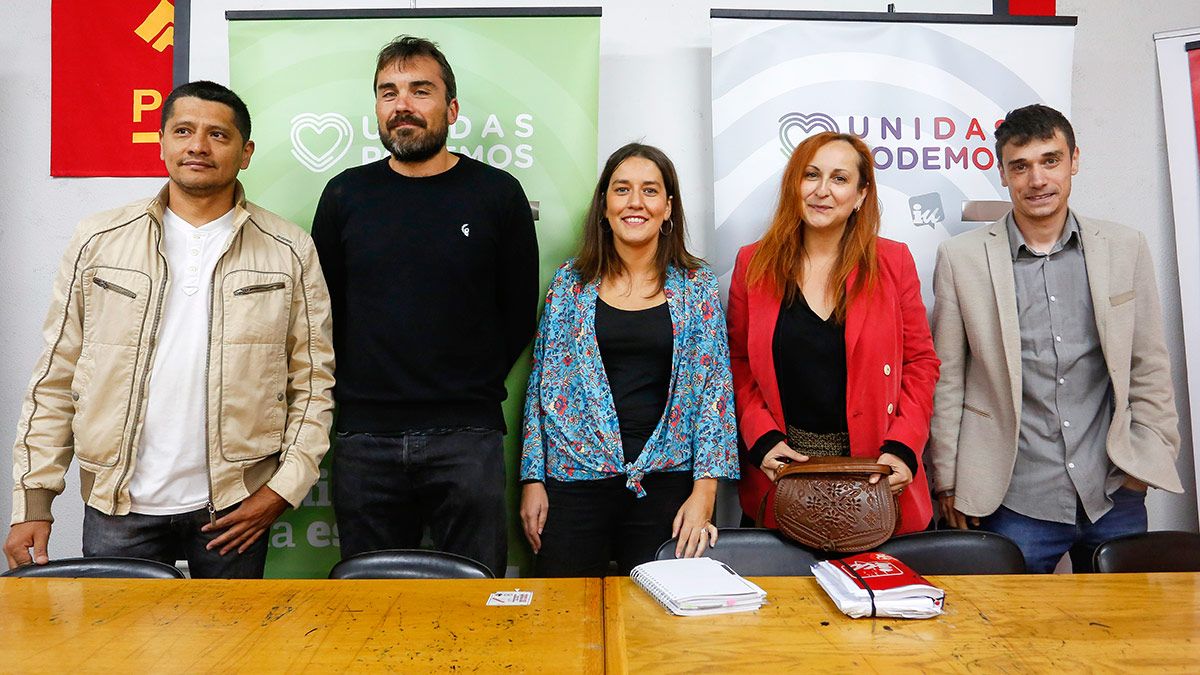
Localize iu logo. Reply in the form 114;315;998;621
460;224;470;237
290;113;353;172
134;0;174;52
909;192;945;229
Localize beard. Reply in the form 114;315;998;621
378;113;449;163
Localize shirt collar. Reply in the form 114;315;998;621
1006;211;1081;260
148;181;250;231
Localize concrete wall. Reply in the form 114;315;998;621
2;0;1196;562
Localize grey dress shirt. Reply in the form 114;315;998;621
1003;213;1123;524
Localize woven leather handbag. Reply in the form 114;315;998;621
763;456;900;553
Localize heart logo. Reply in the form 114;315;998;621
778;112;840;156
290;113;353;172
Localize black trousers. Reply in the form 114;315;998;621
83;504;267;579
332;428;508;577
535;470;693;577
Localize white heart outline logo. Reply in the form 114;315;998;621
778;112;841;156
290;113;353;172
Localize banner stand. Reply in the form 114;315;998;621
227;9;601;577
710;9;1076;307
1154;27;1200;527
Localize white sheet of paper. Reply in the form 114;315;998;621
486;590;534;606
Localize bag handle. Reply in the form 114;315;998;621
776;460;893;478
754;459;893;526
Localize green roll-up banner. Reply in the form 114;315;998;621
228;10;600;578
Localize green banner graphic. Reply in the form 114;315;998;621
229;13;600;578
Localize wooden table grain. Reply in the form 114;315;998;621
0;577;604;672
604;572;1200;673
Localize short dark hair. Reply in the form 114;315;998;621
160;80;252;143
574;143;703;292
374;35;457;103
994;103;1075;162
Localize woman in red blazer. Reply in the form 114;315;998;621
727;131;939;536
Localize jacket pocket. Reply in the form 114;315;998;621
219;341;287;462
962;403;992;419
1110;290;1136;306
233;281;286;296
221;271;291;346
72;344;138;468
73;268;150;467
218;270;290;458
218;271;291;462
91;277;137;298
82;267;151;347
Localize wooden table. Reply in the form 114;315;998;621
0;577;603;672
604;573;1200;673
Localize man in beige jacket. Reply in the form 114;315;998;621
929;104;1182;573
4;81;335;578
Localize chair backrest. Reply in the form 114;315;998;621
1093;530;1200;573
1;556;185;579
875;530;1026;575
654;528;821;576
328;549;494;580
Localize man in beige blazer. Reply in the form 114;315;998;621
928;104;1182;573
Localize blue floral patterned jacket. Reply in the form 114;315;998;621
520;261;739;496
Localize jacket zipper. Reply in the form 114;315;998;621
112;216;169;509
92;277;137;299
233;281;285;296
203;224;244;522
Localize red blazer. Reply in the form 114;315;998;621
727;238;939;535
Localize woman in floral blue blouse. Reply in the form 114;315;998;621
519;143;739;577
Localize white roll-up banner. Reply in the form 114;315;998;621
710;10;1077;304
1154;27;1200;523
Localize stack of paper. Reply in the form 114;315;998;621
811;552;945;619
630;557;767;616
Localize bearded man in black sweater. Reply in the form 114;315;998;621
311;36;538;577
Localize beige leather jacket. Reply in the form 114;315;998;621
10;183;335;524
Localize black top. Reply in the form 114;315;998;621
311;155;539;433
774;293;848;435
748;293;918;475
595;298;673;464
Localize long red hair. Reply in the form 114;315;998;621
746;132;880;323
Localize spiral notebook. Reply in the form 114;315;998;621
629;557;767;616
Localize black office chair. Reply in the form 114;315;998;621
1;556;185;579
328;549;495;579
654;528;822;576
875;530;1026;575
1092;531;1200;573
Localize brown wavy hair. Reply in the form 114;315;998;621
573;143;703;292
746;132;879;323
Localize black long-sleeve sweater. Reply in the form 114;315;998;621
311;155;539;433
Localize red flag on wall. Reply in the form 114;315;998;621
1008;1;1056;16
52;0;174;176
1189;46;1200;164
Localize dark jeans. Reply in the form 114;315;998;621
332;428;508;577
980;487;1148;574
82;504;267;579
536;470;693;577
